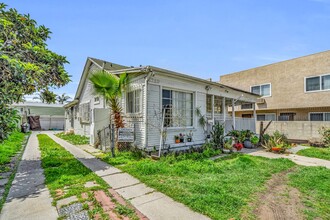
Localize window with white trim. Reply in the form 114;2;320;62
80;102;90;123
306;74;330;92
257;113;276;121
127;89;141;113
162;89;193;127
251;84;271;97
206;95;222;113
310;112;330;121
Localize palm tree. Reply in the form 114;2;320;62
89;70;129;129
33;88;57;104
57;93;71;104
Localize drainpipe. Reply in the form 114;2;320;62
144;68;154;149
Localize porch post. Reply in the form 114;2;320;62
232;98;236;130
222;97;226;133
211;95;215;123
253;102;257;133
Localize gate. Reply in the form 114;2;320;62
97;124;115;156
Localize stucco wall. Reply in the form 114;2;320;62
256;121;330;141
220;51;330;110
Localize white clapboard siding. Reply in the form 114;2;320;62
146;84;161;147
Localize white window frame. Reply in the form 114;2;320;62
250;83;271;97
305;74;330;93
94;96;100;105
308;112;330;121
126;89;142;114
79;102;91;124
256;113;276;121
162;88;194;129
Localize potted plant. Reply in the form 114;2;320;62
242;130;254;148
186;131;193;142
179;133;185;143
250;135;259;147
223;138;233;154
174;135;180;143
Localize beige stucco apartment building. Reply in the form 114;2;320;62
220;50;330;140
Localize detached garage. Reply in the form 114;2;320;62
11;102;65;130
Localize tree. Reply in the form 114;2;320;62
56;93;71;104
89;70;129;130
0;4;70;141
33;88;57;104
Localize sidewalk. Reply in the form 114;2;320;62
248;150;330;169
0;132;58;220
46;132;210;220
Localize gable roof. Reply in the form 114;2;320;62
64;57;259;108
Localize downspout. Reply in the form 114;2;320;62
144;68;154;149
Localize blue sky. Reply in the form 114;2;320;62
4;0;330;99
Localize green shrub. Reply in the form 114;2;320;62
319;126;330;147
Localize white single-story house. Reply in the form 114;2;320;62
11;102;65;130
64;57;259;150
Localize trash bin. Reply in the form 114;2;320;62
21;122;30;133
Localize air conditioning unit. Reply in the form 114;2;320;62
256;98;265;104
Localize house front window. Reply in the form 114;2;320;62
305;74;330;92
127;89;141;113
251;84;271;97
309;112;330;121
206;95;222;113
80;102;90;123
162;89;193;127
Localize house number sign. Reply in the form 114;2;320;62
118;128;134;142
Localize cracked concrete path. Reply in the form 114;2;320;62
0;132;58;220
46;132;210;220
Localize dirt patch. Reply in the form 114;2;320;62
249;169;305;220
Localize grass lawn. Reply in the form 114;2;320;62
0;131;26;211
101;152;296;220
297;147;330;161
55;132;89;145
37;134;138;219
289;166;330;220
0;131;25;166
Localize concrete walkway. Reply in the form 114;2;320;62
248;150;330;169
0;133;58;220
46;132;210;220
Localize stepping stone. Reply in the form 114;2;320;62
57;195;78;209
59;203;83;217
0;172;12;178
0;178;9;187
116;183;154;200
0;187;5;195
84;181;99;188
67;210;89;220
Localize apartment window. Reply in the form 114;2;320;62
127;89;141;113
310;112;330;121
242;114;253;118
305;74;330;92
162;89;193;127
278;113;295;121
241;103;253;109
80;102;90;123
206;95;222;113
251;84;271;97
257;113;276;121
